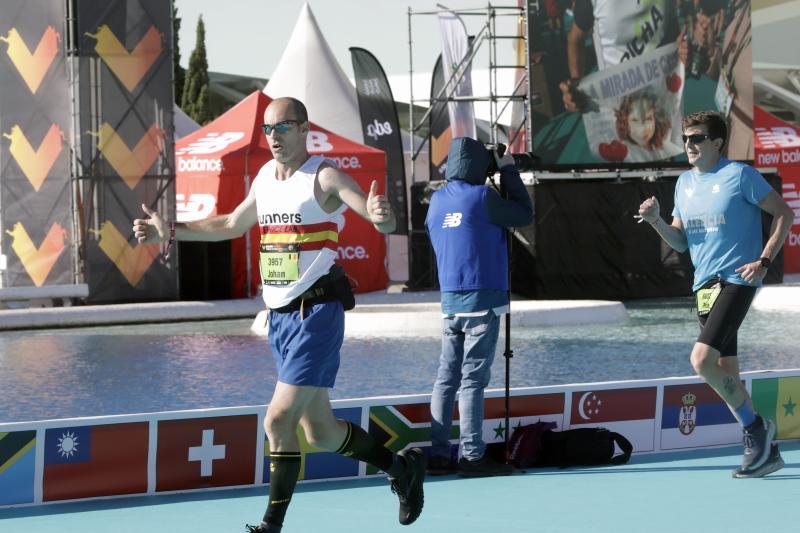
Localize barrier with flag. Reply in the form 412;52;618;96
2;368;799;509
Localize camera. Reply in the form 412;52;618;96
485;143;540;176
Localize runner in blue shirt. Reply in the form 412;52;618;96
637;110;794;478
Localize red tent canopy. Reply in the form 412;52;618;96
754;105;800;273
176;91;389;297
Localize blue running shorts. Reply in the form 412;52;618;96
268;301;344;388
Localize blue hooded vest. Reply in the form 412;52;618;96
426;138;509;294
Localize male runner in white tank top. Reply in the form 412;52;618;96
133;97;425;532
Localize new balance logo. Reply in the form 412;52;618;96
442;212;462;228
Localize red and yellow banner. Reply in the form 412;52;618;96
3;124;64;191
0;25;60;94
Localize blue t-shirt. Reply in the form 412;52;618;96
672;158;773;291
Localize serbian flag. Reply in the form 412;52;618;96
569;387;657;451
660;383;740;450
43;423;148;501
156;414;258;492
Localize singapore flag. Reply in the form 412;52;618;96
568;387;657;452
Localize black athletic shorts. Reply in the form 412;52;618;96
696;279;757;357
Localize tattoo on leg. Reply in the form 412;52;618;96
723;376;737;397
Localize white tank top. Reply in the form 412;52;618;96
251;155;346;309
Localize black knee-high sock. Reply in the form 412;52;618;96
335;421;406;477
262;451;301;529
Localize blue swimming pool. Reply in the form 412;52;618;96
1;298;798;423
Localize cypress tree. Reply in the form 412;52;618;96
181;15;211;124
173;5;185;106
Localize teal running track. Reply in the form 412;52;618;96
2;442;797;533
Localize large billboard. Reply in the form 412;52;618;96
0;0;73;288
529;0;753;168
75;0;177;302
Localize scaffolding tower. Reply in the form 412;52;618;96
406;3;535;182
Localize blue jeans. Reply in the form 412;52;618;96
430;310;501;461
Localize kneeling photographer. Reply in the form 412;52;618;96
425;137;534;477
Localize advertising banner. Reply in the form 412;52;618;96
437;9;477;140
175;91;389;298
0;0;73;288
530;0;753;167
577;43;685;164
754;105;800;273
429;55;451;181
75;0;176;302
350;47;408;235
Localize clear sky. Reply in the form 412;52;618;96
174;0;522;79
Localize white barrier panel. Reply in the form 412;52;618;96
2;369;799;508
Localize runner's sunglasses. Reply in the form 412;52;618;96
681;133;712;144
262;120;301;135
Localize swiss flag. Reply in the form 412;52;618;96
156;415;258;491
569;387;657;452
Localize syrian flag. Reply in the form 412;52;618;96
569;387;657;452
481;392;565;445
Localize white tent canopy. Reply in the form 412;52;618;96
264;3;364;144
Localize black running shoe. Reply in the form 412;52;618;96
733;443;785;478
738;416;776;473
389;448;426;525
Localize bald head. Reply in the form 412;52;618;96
266;97;308;124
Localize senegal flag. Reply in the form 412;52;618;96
752;377;800;439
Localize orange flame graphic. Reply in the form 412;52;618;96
0;26;61;94
2;124;64;191
5;222;66;287
90;221;158;286
89;123;165;189
84;25;162;92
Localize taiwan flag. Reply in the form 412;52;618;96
156;414;258;492
568;387;657;452
660;383;740;450
43;423;148;501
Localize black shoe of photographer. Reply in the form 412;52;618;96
457;455;513;478
732;443;784;478
427;454;458;476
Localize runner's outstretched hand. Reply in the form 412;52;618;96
133;204;167;244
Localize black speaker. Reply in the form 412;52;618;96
178;240;233;300
407;181;445;291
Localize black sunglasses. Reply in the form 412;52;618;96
262;120;301;135
681;133;712;144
